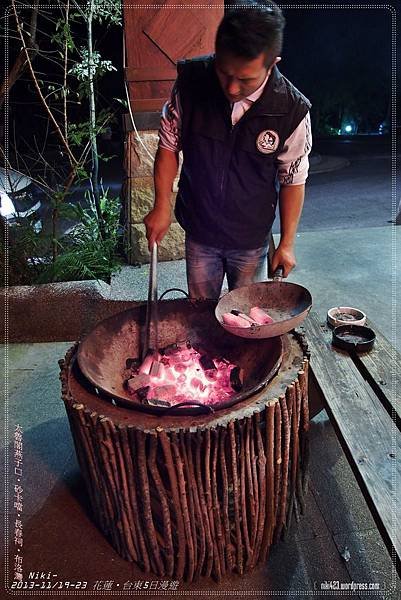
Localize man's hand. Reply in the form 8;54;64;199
274;183;305;277
144;205;172;249
271;243;296;278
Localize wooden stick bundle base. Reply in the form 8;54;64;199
60;332;309;582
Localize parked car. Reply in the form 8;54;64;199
0;167;43;231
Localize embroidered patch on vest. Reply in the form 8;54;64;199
256;130;279;154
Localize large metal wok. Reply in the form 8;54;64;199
76;299;283;414
215;275;312;339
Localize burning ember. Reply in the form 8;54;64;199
222;306;274;328
124;341;243;409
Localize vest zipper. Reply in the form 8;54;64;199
220;123;236;197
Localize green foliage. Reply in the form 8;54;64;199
68;121;90;146
51;20;76;52
2;192;124;286
38;244;117;283
71;0;122;26
0;216;50;287
6;1;126;286
75;165;89;181
90;0;122;25
38;191;123;283
68;108;117;146
69;48;117;82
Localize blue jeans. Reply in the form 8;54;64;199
185;237;268;300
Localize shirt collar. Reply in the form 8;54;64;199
244;71;270;103
244;66;294;115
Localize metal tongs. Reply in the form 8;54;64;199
142;241;159;364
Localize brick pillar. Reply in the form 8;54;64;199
124;130;185;264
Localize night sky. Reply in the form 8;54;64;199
281;6;393;133
284;7;392;84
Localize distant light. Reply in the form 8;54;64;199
344;125;352;133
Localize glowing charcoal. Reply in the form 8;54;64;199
249;306;274;324
150;384;177;401
190;377;203;389
222;313;250;328
139;353;154;375
149;360;163;377
126;342;243;407
126;373;150;392
164;369;177;383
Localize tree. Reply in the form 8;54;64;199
0;0;39;109
65;0;122;235
3;0;124;276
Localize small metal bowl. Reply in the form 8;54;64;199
327;306;366;328
332;324;375;352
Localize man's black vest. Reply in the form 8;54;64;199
174;55;311;249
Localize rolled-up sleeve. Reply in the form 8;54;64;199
158;82;182;153
277;112;312;186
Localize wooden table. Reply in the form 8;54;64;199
300;312;401;574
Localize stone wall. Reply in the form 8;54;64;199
3;281;141;342
124;129;184;264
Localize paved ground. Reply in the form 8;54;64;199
2;149;400;597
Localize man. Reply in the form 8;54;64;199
144;1;312;299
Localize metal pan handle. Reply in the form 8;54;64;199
273;266;284;281
142;242;158;361
162;400;214;414
158;288;189;301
